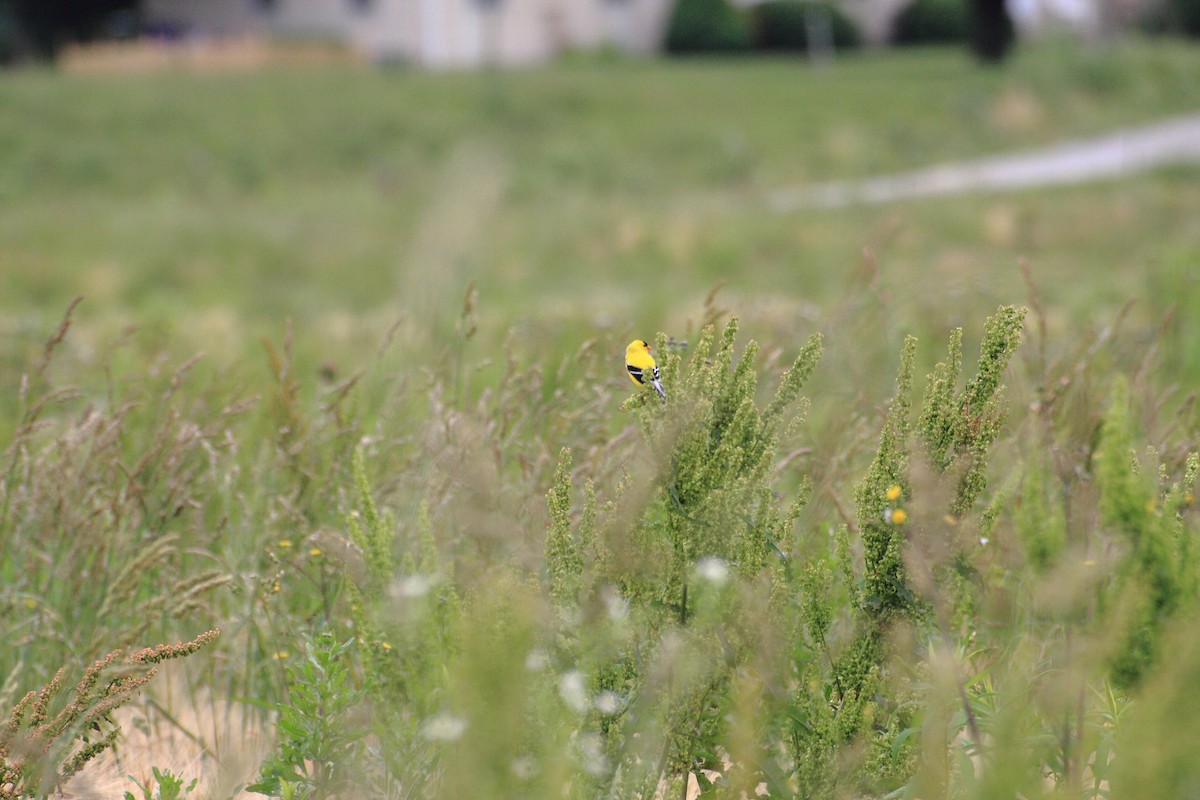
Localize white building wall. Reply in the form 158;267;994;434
341;0;408;62
625;0;673;53
269;0;356;37
144;0;266;35
496;0;555;66
144;0;676;67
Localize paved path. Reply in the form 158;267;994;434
768;111;1200;210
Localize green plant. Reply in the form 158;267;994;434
785;307;1026;796
1095;378;1200;688
248;631;367;800
124;766;198;800
544;318;822;793
785;335;920;797
341;451;458;794
917;305;1026;518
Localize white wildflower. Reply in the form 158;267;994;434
511;755;539;780
559;670;589;713
421;712;467;741
394;573;436;598
594;690;623;715
577;732;609;776
696;556;729;585
601;585;628;621
525;648;550;671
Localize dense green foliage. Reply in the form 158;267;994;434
665;0;753;53
893;0;970;44
968;0;1016;62
1180;0;1200;35
248;633;366;799
1;0;131;59
751;1;862;51
1141;0;1200;35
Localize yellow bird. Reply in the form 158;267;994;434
625;339;667;404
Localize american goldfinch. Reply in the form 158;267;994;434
625;339;667;404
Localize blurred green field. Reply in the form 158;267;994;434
3;39;1200;383
3;38;1200;799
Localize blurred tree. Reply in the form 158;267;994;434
968;0;1015;62
4;0;136;60
1171;0;1200;35
0;1;24;63
893;0;969;44
752;1;862;52
665;0;752;53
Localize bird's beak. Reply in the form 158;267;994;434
645;344;652;350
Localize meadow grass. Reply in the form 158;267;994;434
3;38;1200;378
1;39;1200;798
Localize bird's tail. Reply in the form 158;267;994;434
651;378;667;404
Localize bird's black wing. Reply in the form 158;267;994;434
626;364;646;385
